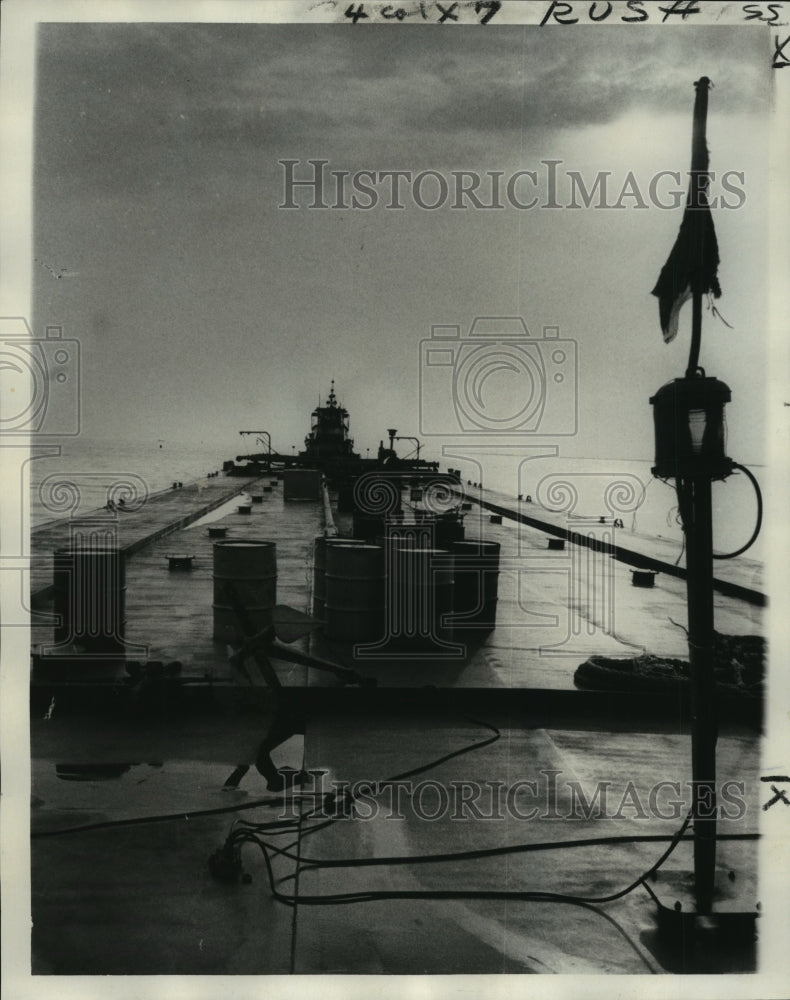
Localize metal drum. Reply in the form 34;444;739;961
312;535;368;619
212;539;277;642
384;547;455;649
449;539;501;635
324;544;385;642
435;517;465;549
53;546;126;653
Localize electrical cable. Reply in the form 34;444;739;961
200;716;505;855
235;797;756;927
640;878;661;906
279;714;504;846
381;714;501;783
243;813;694;909
226;811;764;973
545;897;660;973
34;712;754;973
31;714;501;840
223;717;756;887
712;463;762;560
653;474;687;565
31;795;306;839
251;827;659;974
33;717;752;974
675;464;762;562
240;714;500;847
269;829;759;877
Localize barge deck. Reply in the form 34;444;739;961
27;474;766;975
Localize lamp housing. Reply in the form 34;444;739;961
650;375;733;481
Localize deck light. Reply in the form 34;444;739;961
650;373;733;481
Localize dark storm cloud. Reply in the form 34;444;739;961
35;22;769;197
419;28;770;132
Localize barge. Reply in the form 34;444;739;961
28;385;765;976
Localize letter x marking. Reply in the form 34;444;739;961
761;775;790;810
437;2;459;21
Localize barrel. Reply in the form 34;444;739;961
449;540;500;634
435;517;465;548
312;536;369;619
53;546;126;653
324;544;385;642
212;540;277;642
282;468;322;500
384;547;455;649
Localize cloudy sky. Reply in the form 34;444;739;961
33;19;773;463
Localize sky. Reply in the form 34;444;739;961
32;21;774;464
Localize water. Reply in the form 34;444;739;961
29;437;231;527
28;439;765;565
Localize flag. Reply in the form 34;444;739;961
651;77;721;343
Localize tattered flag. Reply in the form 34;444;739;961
651;77;721;343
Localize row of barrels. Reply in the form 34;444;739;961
313;535;500;646
215;537;502;648
49;534;499;657
50;541;281;654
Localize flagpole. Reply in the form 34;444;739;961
686;77;711;377
681;471;718;915
649;81;759;963
683;77;718;915
650;76;720;919
687;289;703;376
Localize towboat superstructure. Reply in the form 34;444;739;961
300;380;356;464
224;380;440;486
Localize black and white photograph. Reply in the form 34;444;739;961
1;0;789;994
